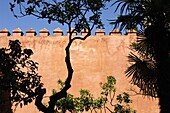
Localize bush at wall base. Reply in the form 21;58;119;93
46;76;136;113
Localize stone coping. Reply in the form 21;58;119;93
0;28;137;36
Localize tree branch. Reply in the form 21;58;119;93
34;25;92;113
35;88;47;112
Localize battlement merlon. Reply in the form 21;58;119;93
0;28;137;37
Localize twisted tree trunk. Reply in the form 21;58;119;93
35;28;91;113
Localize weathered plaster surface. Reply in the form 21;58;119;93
0;29;159;113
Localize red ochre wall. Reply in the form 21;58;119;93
0;28;159;113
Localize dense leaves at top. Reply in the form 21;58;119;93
0;40;43;109
10;0;111;32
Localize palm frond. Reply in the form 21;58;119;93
112;1;124;13
135;36;155;58
111;0;150;31
126;53;158;97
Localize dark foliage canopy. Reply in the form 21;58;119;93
10;0;111;31
112;0;170;97
112;0;170;112
0;40;43;110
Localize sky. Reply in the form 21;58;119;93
0;0;118;35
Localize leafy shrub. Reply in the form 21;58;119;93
47;76;136;113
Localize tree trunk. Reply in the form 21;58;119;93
157;52;170;113
0;87;12;113
155;28;170;113
0;71;12;113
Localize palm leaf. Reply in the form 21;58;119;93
135;36;155;58
126;53;158;97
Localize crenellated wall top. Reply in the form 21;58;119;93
0;28;137;37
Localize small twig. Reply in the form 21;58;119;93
126;88;142;96
110;92;115;106
106;106;113;113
